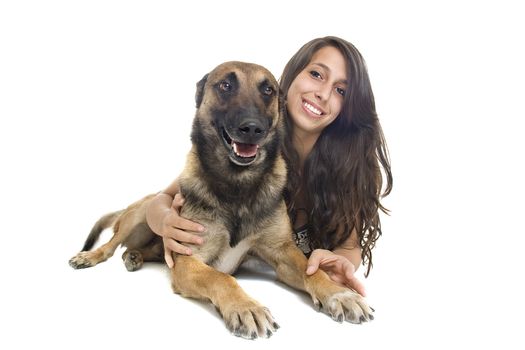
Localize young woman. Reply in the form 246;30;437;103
146;36;392;297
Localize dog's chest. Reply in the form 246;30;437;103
211;239;252;274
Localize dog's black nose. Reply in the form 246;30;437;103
238;120;266;142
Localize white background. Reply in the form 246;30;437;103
1;0;524;348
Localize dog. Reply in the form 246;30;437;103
69;61;374;339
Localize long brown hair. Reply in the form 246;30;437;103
280;36;392;276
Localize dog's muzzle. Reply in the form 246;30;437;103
221;119;267;166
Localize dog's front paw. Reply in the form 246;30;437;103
69;251;96;269
314;290;374;324
219;301;279;339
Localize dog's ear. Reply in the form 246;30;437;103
195;73;209;108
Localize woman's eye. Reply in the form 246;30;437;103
336;87;346;96
309;70;322;79
219;81;231;92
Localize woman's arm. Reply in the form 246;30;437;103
146;179;181;234
306;228;366;296
145;179;205;267
332;228;362;270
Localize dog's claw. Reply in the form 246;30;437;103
232;327;241;337
317;290;373;325
313;299;323;312
69;260;90;269
69;253;94;269
223;301;278;339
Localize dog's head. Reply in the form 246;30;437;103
192;61;282;167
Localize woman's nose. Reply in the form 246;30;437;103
315;83;331;101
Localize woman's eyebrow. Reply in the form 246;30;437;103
311;62;348;85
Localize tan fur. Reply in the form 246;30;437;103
69;62;373;339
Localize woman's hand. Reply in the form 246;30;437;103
306;249;366;297
155;193;205;268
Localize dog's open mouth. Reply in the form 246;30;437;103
221;128;259;166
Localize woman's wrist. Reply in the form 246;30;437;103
146;192;174;235
157;191;174;201
333;247;361;272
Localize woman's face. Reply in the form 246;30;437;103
286;46;348;138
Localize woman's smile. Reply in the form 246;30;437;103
302;99;325;117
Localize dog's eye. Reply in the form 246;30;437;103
219;81;232;92
263;86;274;96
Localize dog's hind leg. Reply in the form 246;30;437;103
69;210;144;269
122;237;163;272
171;256;279;339
80;211;123;252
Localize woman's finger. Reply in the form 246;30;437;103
164;237;192;256
174;216;206;235
164;210;205;234
345;276;366;297
172;193;185;209
164;226;203;245
306;250;325;275
163;244;175;268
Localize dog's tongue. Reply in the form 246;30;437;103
233;142;258;158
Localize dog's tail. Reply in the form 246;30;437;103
81;210;124;251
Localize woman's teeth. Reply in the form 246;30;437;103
304;101;322;115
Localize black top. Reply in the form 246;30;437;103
291;208;313;256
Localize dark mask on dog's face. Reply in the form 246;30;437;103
193;61;281;167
